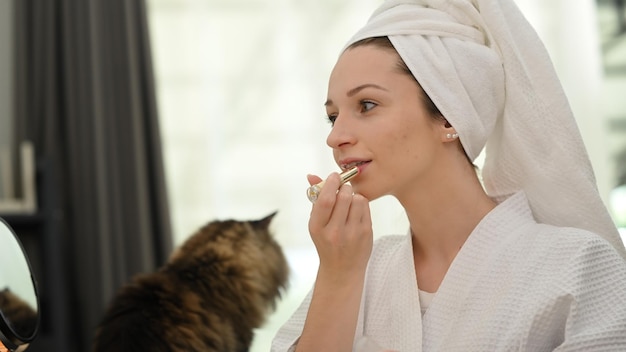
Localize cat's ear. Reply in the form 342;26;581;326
252;211;278;230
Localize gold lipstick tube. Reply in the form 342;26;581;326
306;166;359;203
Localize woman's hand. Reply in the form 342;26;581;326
295;172;373;352
307;172;373;284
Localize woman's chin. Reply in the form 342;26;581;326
353;187;376;202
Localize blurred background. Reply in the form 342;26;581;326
0;0;624;351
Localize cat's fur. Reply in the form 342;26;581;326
92;212;289;352
0;287;38;342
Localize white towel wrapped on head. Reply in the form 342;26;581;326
343;0;626;258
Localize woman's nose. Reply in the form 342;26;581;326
326;114;356;149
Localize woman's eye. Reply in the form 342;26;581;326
326;114;337;126
360;100;377;112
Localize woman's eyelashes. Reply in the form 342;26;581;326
326;113;337;126
326;100;378;126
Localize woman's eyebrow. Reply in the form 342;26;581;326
324;83;389;107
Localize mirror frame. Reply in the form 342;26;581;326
0;217;40;351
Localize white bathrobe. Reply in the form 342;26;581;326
271;192;626;351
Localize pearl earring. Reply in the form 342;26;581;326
446;133;459;139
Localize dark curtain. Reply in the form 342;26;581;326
13;0;173;351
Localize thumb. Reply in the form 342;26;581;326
306;174;323;186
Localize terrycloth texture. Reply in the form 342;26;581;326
271;192;626;351
342;0;626;259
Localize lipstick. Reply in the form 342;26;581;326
306;166;359;203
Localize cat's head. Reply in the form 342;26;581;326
169;211;289;309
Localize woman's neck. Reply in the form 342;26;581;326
407;185;495;256
399;166;496;292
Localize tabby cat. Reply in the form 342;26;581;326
92;212;289;352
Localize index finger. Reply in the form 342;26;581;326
309;172;342;222
307;174;323;186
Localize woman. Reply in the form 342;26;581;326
272;0;626;351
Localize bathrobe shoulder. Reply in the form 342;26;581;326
271;192;626;351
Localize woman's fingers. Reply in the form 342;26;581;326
355;194;372;228
307;173;372;251
306;174;323;186
309;173;340;223
324;183;354;235
307;173;371;261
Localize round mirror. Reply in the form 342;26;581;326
0;217;40;351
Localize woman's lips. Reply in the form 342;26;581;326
356;161;370;175
340;160;371;171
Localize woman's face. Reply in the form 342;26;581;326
325;44;446;201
